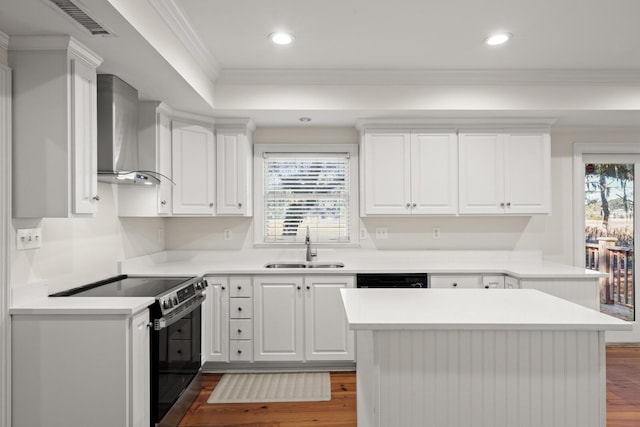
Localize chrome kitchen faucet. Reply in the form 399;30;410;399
305;226;317;262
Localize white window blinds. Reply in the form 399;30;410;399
263;152;351;243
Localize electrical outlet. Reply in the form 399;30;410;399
375;227;388;240
17;228;42;250
432;227;441;239
360;228;367;239
223;229;232;241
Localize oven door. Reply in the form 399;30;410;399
151;305;202;427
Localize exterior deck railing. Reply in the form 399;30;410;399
586;241;634;307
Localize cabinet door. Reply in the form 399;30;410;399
458;133;505;214
253;277;304;361
504;133;551;214
156;112;173;214
71;58;99;215
304;276;355;361
410;132;458;214
430;275;482;288
216;131;251;215
362;131;412;215
131;310;150;427
171;121;215;215
203;277;229;362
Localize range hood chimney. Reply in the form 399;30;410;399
97;74;162;185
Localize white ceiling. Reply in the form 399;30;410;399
0;0;639;128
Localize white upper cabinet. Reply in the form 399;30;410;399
10;36;102;218
361;129;458;215
458;131;551;215
118;102;173;217
215;119;255;216
171;119;216;215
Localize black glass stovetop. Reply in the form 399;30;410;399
50;275;193;298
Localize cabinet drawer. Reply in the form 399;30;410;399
168;340;191;362
230;299;253;319
482;275;505;289
230;277;252;297
230;319;253;340
168;319;191;340
230;341;253;361
430;275;481;289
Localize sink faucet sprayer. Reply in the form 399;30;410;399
305;226;317;262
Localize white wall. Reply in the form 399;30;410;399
164;126;640;266
11;183;165;294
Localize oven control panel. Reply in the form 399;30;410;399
160;278;208;312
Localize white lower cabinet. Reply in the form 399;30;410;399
203;276;229;362
430;274;505;289
304;276;355;361
11;309;150;427
253;275;355;362
204;275;355;364
253;276;305;361
521;278;599;310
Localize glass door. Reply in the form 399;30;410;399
584;155;635;324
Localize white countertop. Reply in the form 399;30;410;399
119;249;603;279
340;288;631;331
9;297;155;315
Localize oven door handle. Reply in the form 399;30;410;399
153;294;206;331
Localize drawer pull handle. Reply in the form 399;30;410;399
237;285;242;290
221;286;225;290
297;286;301;290
237;307;242;311
306;286;310;290
237;350;242;354
452;283;458;287
237;329;242;334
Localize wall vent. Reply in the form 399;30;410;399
46;0;114;36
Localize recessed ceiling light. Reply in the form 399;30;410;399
484;32;512;46
269;32;295;45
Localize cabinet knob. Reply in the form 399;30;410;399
177;350;182;354
177;329;182;333
412;203;417;208
452;283;458;287
238;203;243;208
500;202;505;208
237;285;242;290
221;286;225;290
92;195;100;201
237;307;242;312
306;286;310;290
161;200;167;206
506;202;511;207
406;203;411;208
237;329;242;334
297;286;301;290
237;350;242;354
484;285;490;289
209;202;214;207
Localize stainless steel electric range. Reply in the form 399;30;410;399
51;274;208;427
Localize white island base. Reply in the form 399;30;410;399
341;289;630;427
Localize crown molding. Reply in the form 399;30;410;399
217;68;640;86
355;117;557;132
215;118;256;133
148;0;221;82
8;35;102;67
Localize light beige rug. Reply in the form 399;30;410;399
207;372;331;403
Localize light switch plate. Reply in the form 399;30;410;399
375;227;388;240
223;229;232;241
17;228;42;250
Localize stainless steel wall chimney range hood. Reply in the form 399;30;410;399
97;74;163;185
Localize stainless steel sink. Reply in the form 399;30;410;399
306;262;345;268
264;262;345;269
264;263;307;269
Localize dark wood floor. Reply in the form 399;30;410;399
180;346;640;427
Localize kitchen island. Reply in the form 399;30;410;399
340;288;630;427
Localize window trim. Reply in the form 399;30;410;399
254;143;359;247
